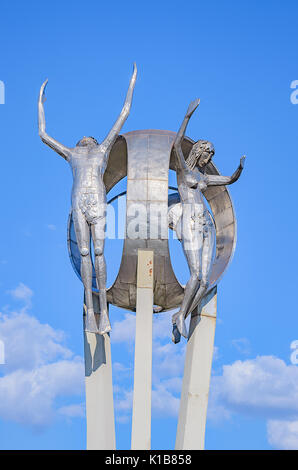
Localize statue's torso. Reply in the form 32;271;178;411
177;167;207;218
69;148;107;223
69;149;106;194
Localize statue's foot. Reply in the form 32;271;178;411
172;311;188;342
172;323;181;344
85;308;99;334
98;311;112;335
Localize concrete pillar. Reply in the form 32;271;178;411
131;250;154;450
84;295;116;450
175;286;217;450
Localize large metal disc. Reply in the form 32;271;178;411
67;130;236;312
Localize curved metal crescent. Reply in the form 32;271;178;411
67;130;236;312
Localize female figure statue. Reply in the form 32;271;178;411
38;64;137;335
172;99;245;343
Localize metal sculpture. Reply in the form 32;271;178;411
66;127;243;449
38;64;137;335
39;67;245;449
68;130;239;313
171;99;245;342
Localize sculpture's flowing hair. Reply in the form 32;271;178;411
87;136;99;145
185;140;213;170
76;136;99;146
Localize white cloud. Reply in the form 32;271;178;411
231;338;251;355
207;399;231;424
213;346;219;361
209;355;298;448
116;389;133;412
267;420;298;450
152;384;180;417
0;310;72;373
47;224;57;231
111;313;136;343
111;310;298;449
113;362;131;373
116;414;130;424
153;310;186;381
112;310;184;423
58;403;85;419
153;341;186;379
153;312;175;340
158;377;182;394
114;379;181;422
0;285;85;430
8;283;33;309
0;359;84;429
210;356;298;420
111;309;178;344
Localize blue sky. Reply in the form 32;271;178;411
0;0;298;450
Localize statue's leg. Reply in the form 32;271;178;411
172;219;202;342
73;210;98;334
91;220;111;335
188;222;215;314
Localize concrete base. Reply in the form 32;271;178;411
84;298;116;450
175;286;217;450
131;250;154;450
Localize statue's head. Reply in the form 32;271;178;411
186;140;215;170
76;136;99;148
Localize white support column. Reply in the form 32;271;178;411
175;286;217;450
131;249;154;450
84;295;116;450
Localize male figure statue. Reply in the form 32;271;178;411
38;64;137;334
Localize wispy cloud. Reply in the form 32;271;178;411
111;310;184;424
46;224;57;231
152;385;180;417
267;420;298;450
113;362;131;373
111;310;298;449
112;313;136;344
209;355;298;449
0;359;84;430
231;338;251;355
0;310;72;373
8;283;33;310
58;403;85;419
0;284;84;430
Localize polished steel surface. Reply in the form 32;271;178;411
68;129;238;313
170;99;245;340
39;64;137;333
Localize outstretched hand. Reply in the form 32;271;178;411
39;79;48;104
240;155;246;168
186;98;200;118
130;63;137;85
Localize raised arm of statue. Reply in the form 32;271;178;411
100;63;137;156
38;80;71;161
173;99;200;173
206;156;246;186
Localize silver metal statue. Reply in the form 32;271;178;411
172;99;245;343
38;64;137;334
